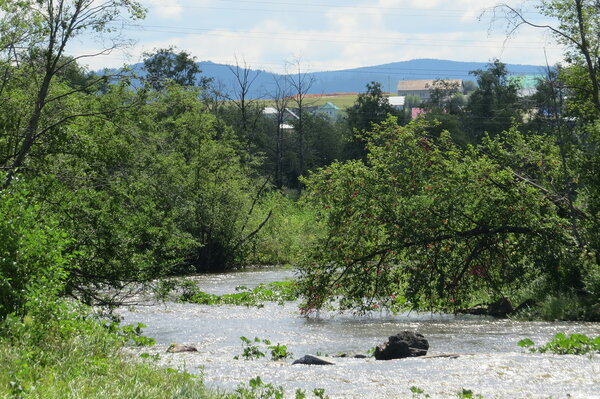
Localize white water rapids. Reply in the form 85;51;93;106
118;268;600;398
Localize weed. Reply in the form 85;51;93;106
181;281;298;307
234;336;293;361
518;333;600;355
234;336;267;360
232;376;284;399
230;377;328;399
410;386;430;398
457;388;483;398
268;343;292;360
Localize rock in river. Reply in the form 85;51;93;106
292;355;335;365
374;331;429;360
167;343;198;353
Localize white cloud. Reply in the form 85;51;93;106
141;0;184;20
70;0;564;72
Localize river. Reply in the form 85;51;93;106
118;267;600;398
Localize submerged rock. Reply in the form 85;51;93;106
292;355;335;365
167;344;198;353
334;353;368;359
374;331;429;360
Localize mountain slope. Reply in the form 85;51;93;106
121;59;545;99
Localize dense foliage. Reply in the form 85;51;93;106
292;0;600;317
298;119;593;313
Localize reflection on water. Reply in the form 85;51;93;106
119;268;600;398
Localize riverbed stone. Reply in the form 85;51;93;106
167;343;198;353
292;355;335;365
374;331;429;360
488;297;514;318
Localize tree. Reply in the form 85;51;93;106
0;0;145;189
421;79;468;145
345;81;404;159
269;75;292;188
424;79;464;114
142;46;208;91
297;1;600;319
298;118;579;315
496;1;600;270
465;59;522;142
496;1;600;116
227;57;263;151
286;60;315;194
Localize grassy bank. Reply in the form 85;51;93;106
0;301;223;399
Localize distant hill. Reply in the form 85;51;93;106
120;59;546;99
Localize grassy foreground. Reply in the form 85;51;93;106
0;301;224;399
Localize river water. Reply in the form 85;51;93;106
119;267;600;398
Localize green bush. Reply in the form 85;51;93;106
0;179;71;319
518;333;600;355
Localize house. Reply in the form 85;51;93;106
397;79;464;102
509;75;544;97
315;102;340;119
263;106;299;130
388;96;405;110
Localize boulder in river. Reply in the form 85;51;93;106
374;331;429;360
292;355;335;365
487;297;514;318
167;343;198;353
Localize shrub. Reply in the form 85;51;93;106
0;179;71;319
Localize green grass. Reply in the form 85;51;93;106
304;94;358;109
252;92;397;110
0;303;224;399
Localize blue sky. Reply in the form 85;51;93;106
70;0;563;72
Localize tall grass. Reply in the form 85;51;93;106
0;302;223;399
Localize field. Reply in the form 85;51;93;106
256;92;396;110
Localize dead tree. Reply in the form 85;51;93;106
286;60;315;194
227;57;263;157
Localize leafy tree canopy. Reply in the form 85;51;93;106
143;46;209;91
298;117;596;314
466;59;522;142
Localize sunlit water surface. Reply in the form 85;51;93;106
118;268;600;398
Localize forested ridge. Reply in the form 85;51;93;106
1;0;600;397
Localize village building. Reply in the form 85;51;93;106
388;96;406;111
262;106;299;130
397;79;464;102
314;102;341;119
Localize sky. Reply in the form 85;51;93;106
68;0;564;73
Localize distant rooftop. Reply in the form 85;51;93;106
319;102;340;110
